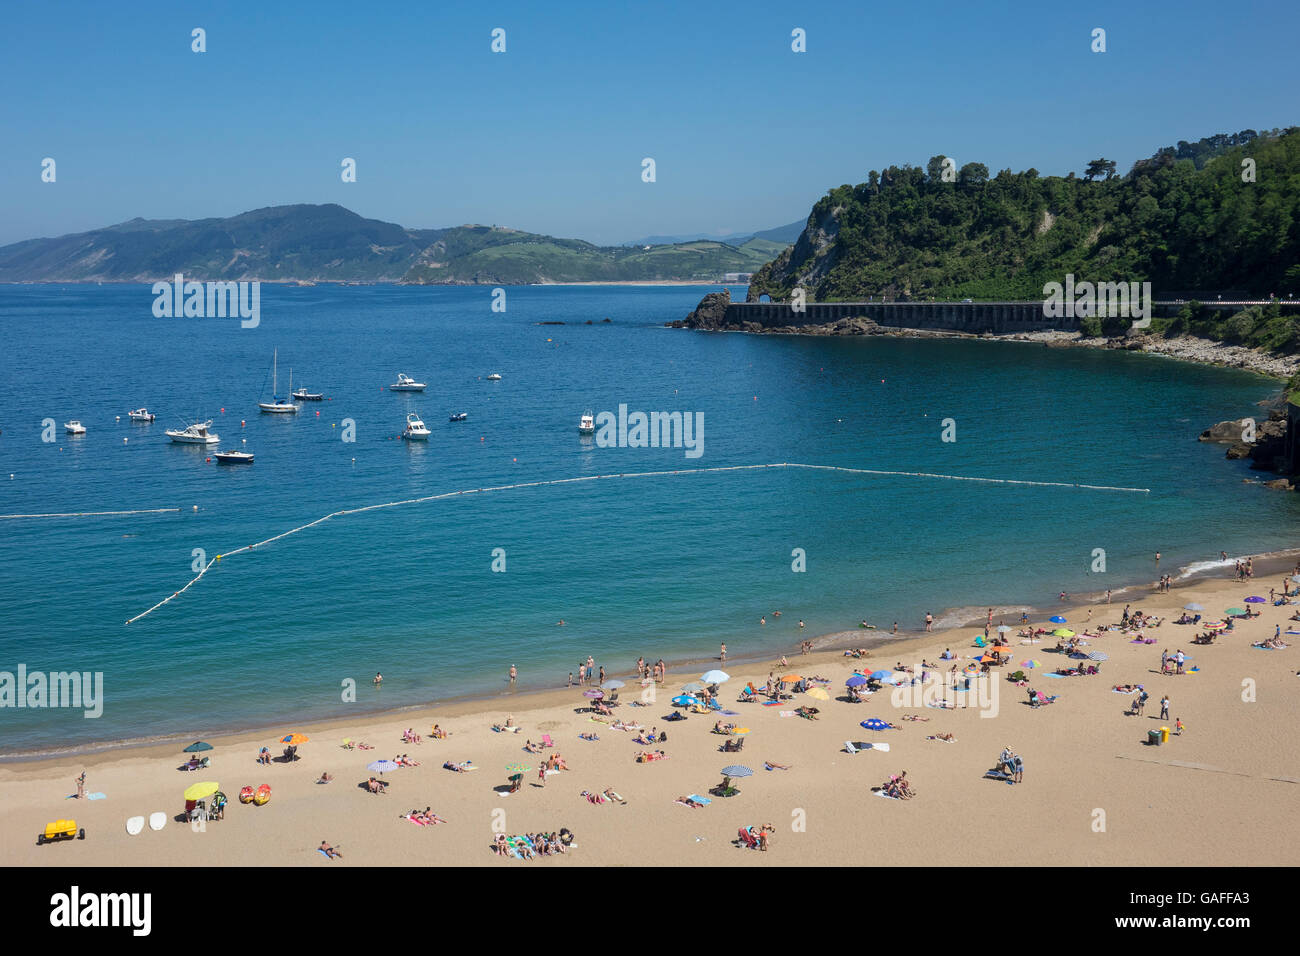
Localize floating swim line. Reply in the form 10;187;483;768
124;462;1149;624
0;507;181;520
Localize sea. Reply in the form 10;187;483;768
1;282;1296;756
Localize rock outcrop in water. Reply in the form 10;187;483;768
1200;404;1293;483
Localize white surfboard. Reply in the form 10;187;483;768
126;816;145;836
148;811;166;831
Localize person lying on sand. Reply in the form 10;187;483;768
443;760;474;772
578;732;599;741
900;714;930;722
635;750;667;762
356;742;374;750
676;795;707;808
926;733;956;742
795;706;820;720
319;840;342;858
524;740;543;753
603;788;626;804
713;721;736;734
581;789;607;804
764;761;792;770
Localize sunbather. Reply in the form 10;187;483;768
319;840;342;859
676;795;707;808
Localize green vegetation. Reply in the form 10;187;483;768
749;128;1300;307
0;205;783;284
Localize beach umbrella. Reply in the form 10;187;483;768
1049;615;1067;624
182;741;213;753
505;763;531;775
997;625;1012;633
879;672;907;685
367;760;400;774
183;781;220;801
1088;651;1109;661
700;670;730;684
601;679;625;690
860;718;893;731
1245;596;1265;603
720;765;753;778
583;689;604;699
671;695;699;707
680;682;704;693
845;674;869;687
1204;621;1227;631
1184;603;1204;611
805;687;830;701
780;674;802;683
280;733;309;746
975;654;1002;664
868;670;893;681
1052;628;1075;638
1291;575;1300;584
1021;660;1041;668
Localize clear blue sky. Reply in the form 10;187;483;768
1;0;1296;246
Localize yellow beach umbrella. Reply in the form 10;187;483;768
183;781;220;801
805;687;830;700
1052;629;1075;638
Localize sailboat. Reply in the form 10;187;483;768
258;349;300;414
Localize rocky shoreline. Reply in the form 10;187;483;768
670;292;1299;488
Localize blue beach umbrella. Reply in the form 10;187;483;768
1049;615;1067;624
1244;596;1265;603
868;670;893;681
671;695;699;707
720;765;753;778
845;674;869;687
860;718;893;731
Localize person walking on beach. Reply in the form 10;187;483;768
1106;589;1112;604
925;612;933;632
509;664;517;684
1175;717;1184;735
75;770;86;800
598;666;605;685
1159;695;1170;721
1175;649;1185;675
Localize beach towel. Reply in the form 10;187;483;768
318;848;336;860
779;710;796;717
874;790;899;800
762;700;782;707
676;795;711;807
1044;673;1066;679
404;814;429;826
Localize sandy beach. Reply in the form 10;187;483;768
5;568;1299;867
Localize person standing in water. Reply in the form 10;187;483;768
720;643;727;662
509;664;517;684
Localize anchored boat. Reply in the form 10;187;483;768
128;408;155;423
578;410;595;434
214;450;254;464
402;413;431;440
258;349;300;413
166;420;219;445
390;373;426;392
64;420;86;435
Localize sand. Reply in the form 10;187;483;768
4;571;1299;867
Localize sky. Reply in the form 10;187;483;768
1;0;1297;247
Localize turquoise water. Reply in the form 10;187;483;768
1;283;1295;754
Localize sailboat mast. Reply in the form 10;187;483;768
273;348;278;396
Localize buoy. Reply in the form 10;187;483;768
316;411;320;416
480;437;485;441
115;415;120;421
242;438;247;444
205;457;211;462
123;437;128;443
192;505;198;512
220;408;225;414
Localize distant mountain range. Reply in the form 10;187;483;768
0;204;796;284
621;220;805;247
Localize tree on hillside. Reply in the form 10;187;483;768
1084;158;1117;180
958;162;988;186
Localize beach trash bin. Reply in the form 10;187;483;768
1148;729;1162;746
1160;726;1170;743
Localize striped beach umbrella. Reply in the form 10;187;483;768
583;689;604;699
720;765;753;778
1021;659;1041;668
1088;651;1109;661
1204;621;1226;631
367;760;399;774
505;763;531;775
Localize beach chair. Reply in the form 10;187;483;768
542;734;554;748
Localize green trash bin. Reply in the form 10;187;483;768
1148;729;1162;746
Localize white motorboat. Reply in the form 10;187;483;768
402;413;431;440
578;410;595;434
128;408;155;423
258;349;300;413
64;420;86;435
485;373;502;381
448;412;468;422
292;386;324;401
214;450;254;464
166;420;220;445
390;373;426;392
